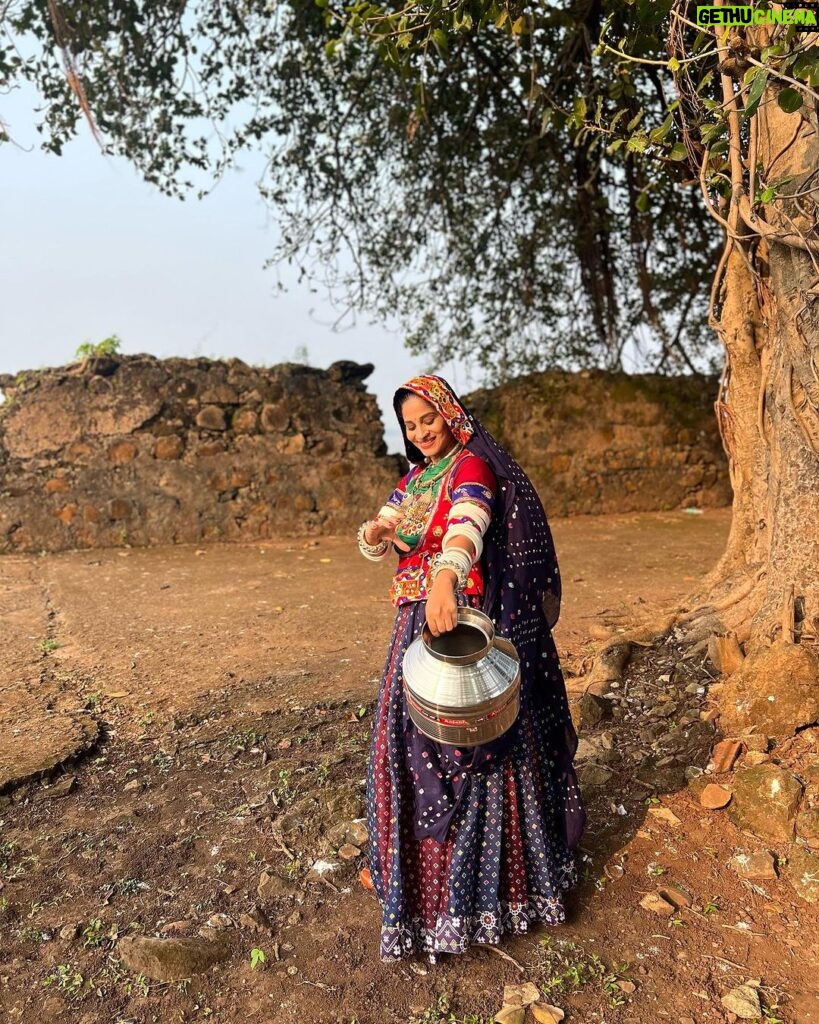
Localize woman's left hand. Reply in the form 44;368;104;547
426;571;459;636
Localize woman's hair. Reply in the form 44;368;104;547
394;387;415;410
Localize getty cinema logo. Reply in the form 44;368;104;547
696;2;818;26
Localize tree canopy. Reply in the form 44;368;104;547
1;0;732;377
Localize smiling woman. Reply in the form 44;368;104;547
356;374;584;963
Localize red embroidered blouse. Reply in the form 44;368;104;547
380;450;497;606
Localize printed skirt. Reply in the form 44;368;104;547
365;599;578;961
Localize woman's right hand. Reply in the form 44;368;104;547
365;518;411;552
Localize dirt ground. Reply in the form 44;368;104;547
1;507;817;1024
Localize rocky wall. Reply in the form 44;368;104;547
0;358;731;554
466;370;731;516
0;355;403;553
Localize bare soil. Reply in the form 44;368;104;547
1;508;817;1024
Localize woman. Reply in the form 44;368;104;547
358;375;584;961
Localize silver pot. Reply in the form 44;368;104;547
402;607;521;747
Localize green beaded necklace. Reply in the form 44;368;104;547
395;444;463;550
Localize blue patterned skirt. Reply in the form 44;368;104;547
365;599;580;961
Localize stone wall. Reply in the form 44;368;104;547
466;369;731;516
0;358;731;554
0;356;403;553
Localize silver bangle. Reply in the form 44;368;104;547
357;521;388;559
429;550;470;590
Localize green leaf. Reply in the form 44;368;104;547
667;56;680;73
324;39;339;59
626;132;648;154
636;190;650;213
744;69;767;118
573;96;587;123
431;28;449;57
607;138;625;154
627;109;644;131
649;113;673;144
777;87;803;113
540;108;552;136
669;142;688;161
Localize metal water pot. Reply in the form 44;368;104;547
402;607;521;747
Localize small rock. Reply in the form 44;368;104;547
494;1009;525;1024
124;779;142;792
161;920;195;935
797;808;819;841
35;776;76;802
730;850;778;880
786;845;819;903
647;806;682;827
338;844;361;861
574;738;597;761
600;731;615;751
742;734;770;753
502;982;541;1008
257;870;290;900
307;859;339;880
659;885;692;909
577;763;613;788
117;936;228;981
287;910;302;926
531;1004;565;1023
740;751;769;767
616;979;636;994
728;765;803;842
639;892;675;916
710;739;743;773
286;965;298;976
576;693;612;730
699;783;732;809
720;984;762;1019
206;914;233;930
238;906;274;934
59;922;81;941
348;820;369;847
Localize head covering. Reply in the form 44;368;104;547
394;374;561;627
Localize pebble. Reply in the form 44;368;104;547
206;913;233;930
531;1004;565;1023
59;922;81;941
162;920;195;935
494;1009;525;1024
659;885;692;909
710;738;743;773
502;982;541;1007
647;806;682;827
239;907;274;934
307;859;339;880
730;850;777;880
338;844;362;861
348;820;370;847
721;984;762;1019
639;892;675;915
699;783;732;809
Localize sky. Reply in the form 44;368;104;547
0;87;474;452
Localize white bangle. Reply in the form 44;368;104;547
357;521;388;561
430;548;472;590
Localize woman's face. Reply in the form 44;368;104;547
401;394;457;462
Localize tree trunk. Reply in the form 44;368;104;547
681;75;819;732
